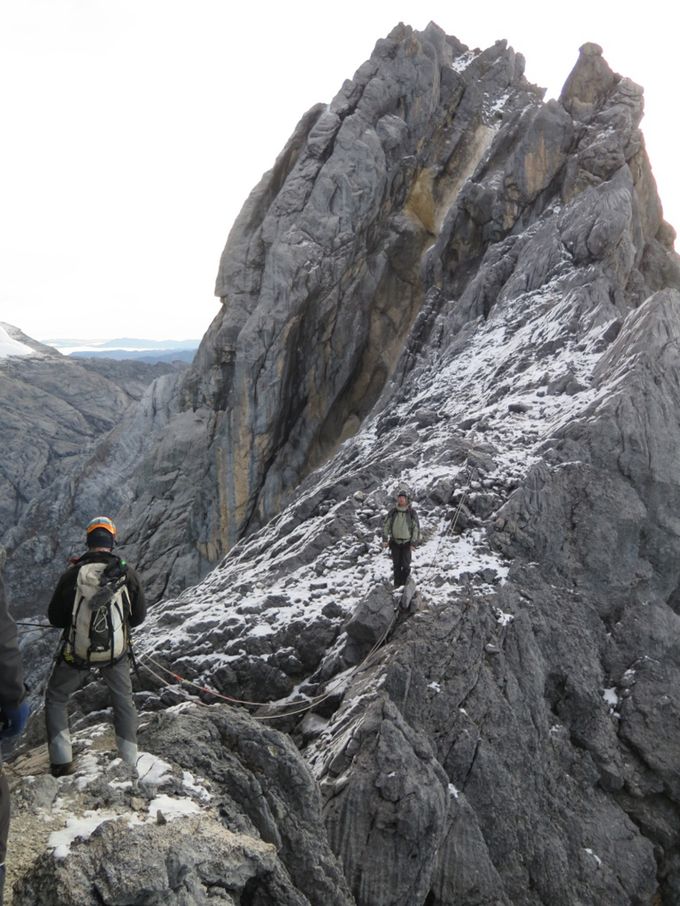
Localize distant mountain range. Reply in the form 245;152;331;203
45;336;200;363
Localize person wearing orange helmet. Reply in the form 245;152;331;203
44;517;145;777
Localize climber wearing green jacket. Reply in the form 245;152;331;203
383;489;420;587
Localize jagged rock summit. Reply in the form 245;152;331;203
7;29;679;613
5;23;680;906
8;707;353;906
6;23;547;606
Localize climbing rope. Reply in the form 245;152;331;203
136;460;481;719
16;621;56;632
136;603;401;723
11;601;400;725
15;621;58;641
417;460;477;588
137;654;334;722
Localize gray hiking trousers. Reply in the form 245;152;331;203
45;655;138;767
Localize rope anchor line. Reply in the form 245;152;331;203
137;603;400;723
16;621;56;631
16;465;477;722
420;460;476;585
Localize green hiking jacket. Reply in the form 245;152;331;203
384;505;420;544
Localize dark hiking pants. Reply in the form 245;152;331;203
0;768;9;905
389;540;412;587
45;655;138;767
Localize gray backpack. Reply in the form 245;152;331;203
66;559;130;667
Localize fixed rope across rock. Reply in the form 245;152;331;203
15;592;403;723
418;460;477;587
136;603;400;722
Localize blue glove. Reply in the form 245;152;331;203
0;701;31;739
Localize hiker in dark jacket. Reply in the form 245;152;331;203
0;559;30;906
383;489;421;588
44;517;146;777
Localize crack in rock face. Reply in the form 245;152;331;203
4;23;680;906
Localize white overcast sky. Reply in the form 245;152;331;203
1;0;677;341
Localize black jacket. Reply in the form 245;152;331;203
0;572;25;711
48;551;146;632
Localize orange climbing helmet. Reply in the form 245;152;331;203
85;516;117;549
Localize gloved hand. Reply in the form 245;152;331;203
0;700;31;739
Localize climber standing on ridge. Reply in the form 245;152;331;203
0;554;30;906
383;489;421;588
44;517;146;777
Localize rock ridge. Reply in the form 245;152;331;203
4;26;680;903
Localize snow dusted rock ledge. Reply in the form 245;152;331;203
0;324;36;358
9;704;352;905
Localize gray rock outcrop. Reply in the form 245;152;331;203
9;705;353;905
5;24;680;906
0;339;179;615
3;23;548;607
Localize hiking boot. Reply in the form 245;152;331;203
50;761;75;778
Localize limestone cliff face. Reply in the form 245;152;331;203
4;25;551;606
197;26;541;550
117;30;677;606
0;344;177;614
6;25;680;906
6;26;679;617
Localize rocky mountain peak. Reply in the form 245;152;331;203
559;42;621;118
5;22;679;611
5;24;680;902
0;322;57;357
